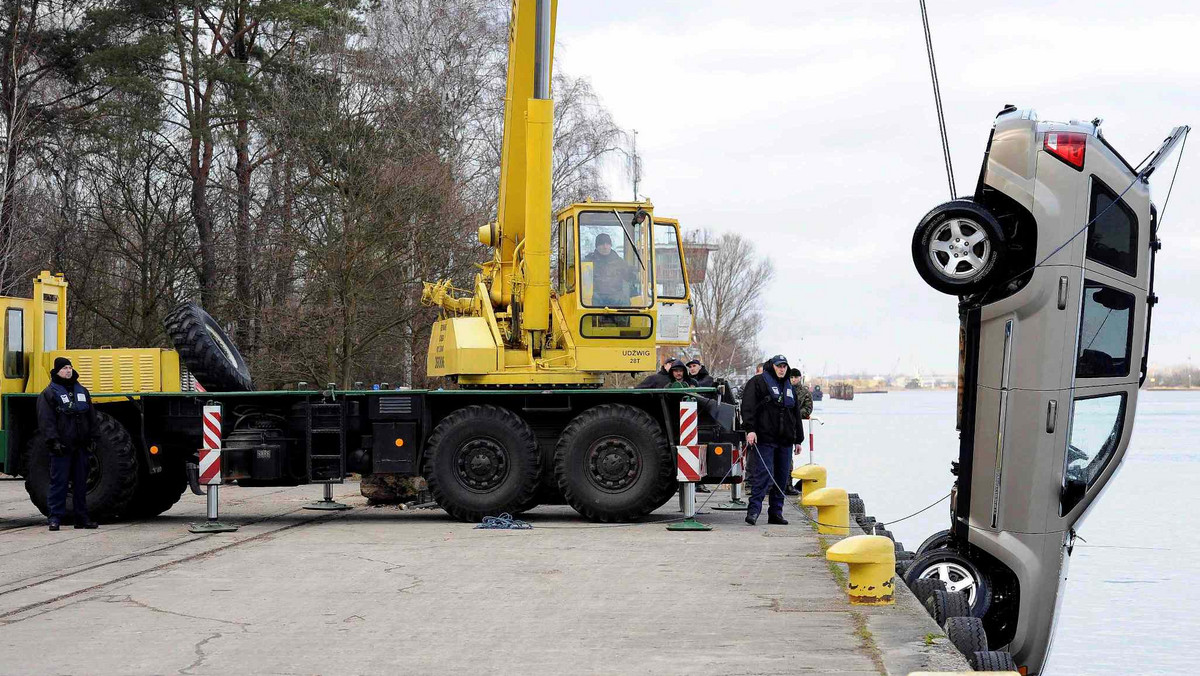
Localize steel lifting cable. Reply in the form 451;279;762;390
920;0;957;199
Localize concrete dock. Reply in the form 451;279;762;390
0;478;969;675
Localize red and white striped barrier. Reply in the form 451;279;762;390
731;443;744;478
199;404;222;485
676;400;704;482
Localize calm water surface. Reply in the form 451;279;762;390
806;389;1200;675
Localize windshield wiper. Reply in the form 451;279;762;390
611;208;646;271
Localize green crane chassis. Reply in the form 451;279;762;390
1;388;740;523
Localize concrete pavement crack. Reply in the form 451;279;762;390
180;631;223;675
98;594;251;629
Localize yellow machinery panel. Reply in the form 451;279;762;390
37;348;181;395
427;317;500;377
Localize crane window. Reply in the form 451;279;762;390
1076;281;1134;378
1087;179;1138;277
579;211;652;309
565;216;575;293
654;224;687;299
4;308;24;378
1062;393;1126;513
44;311;58;352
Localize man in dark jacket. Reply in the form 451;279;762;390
784;368;815;496
37;357;100;531
635;355;676;389
686;359;714;387
739;354;799;525
584;233;637;307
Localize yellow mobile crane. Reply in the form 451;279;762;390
422;0;693;385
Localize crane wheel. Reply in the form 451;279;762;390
164;302;254;392
125;456;187;519
24;411;140;523
423;405;540;522
554;404;674;522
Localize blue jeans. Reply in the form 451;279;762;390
48;446;90;520
747;442;790;520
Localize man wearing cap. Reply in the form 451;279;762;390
584;232;636;307
739;355;800;525
686;359;714;387
37;358;100;531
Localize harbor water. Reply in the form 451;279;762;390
806;388;1200;675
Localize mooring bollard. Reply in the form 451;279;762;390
791;464;827;499
713;442;748;511
189;403;238;534
800;486;850;536
668;400;711;532
825;535;896;605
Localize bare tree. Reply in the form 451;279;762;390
687;230;775;376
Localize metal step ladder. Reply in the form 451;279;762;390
306;401;346;483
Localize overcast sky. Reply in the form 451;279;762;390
554;0;1198;377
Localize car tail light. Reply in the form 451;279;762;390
1044;131;1086;170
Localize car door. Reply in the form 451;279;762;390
652;219;693;346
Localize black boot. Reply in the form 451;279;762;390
767;515;789;525
74;519;98;529
745;513;758;526
696;484;711;493
48;517;60;532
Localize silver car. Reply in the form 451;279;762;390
907;105;1188;674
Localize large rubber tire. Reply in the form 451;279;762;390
926;589;971;627
916;528;953;555
908;578;946;606
912;199;1005;296
904;548;993;619
24;411;139;523
971;650;1016;671
555;404;674;522
944;616;988;656
125;457;187;519
424;406;539;522
164;302;253;392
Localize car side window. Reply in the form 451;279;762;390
4;308;23;378
1076;281;1134;378
1062;393;1126;513
1086;178;1138;277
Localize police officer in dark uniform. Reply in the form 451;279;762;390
37;357;100;531
739;354;800;526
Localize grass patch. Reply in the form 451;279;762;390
924;632;944;646
850;610;887;675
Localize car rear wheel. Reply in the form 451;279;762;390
905;548;993;618
944;616;989;656
912;200;1005;295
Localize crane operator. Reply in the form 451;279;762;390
584;232;637;307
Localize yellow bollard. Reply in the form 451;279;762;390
800;486;849;536
790;464;827;499
826;535;896;605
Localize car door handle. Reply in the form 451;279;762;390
1046;399;1058;433
1058;276;1069;310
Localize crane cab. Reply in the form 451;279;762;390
554;201;667;373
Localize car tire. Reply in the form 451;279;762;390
944;616;989;656
904;548;993;619
164;302;254;392
912;199;1005;295
916;528;953;555
908;577;946;606
555;404;674;522
848;496;865;515
424;406;540;522
24;411;139;522
971;650;1017;671
927;589;971;626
